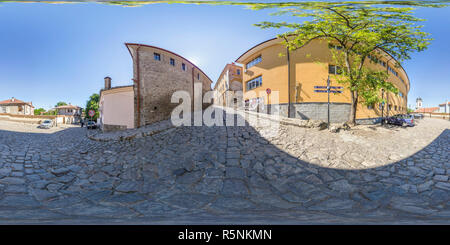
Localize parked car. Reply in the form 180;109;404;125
400;114;415;127
386;115;404;126
87;121;97;129
413;113;424;119
386;114;415;127
38;119;53;129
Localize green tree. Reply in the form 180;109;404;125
55;101;67;108
44;110;57;116
254;3;433;124
34;108;46;115
85;93;100;120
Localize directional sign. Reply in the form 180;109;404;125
314;90;343;93
314;86;343;90
88;110;95;117
266;88;271;95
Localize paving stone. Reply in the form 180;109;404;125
31;188;59;202
176;171;203;185
11;163;24;171
0;177;25;185
417;180;434;193
222;179;249;196
433;175;448;182
329;179;357;193
225;167;246;179
435;182;450;191
116;181;139;193
51;167;70;176
88;172;109;183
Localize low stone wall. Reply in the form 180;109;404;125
0;114;54;124
102;124;128;132
0;113;78;125
253;102;351;123
356;117;383;125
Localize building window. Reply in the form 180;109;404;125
328;65;342;75
399;92;403;98
237;69;240;75
197;73;200;80
379;103;383;110
367;105;373;110
328;43;343;50
182;63;186;71
388;104;392;110
246;76;262;91
170;58;175;66
394;105;397;110
154;53;161;61
246;56;262;69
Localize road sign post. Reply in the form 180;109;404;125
314;77;342;129
88;110;95;129
266;88;271;114
327;76;330;129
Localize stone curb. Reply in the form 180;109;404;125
86;124;175;142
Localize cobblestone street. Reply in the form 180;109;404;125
0;109;448;224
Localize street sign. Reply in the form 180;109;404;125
266;88;271;95
88;110;95;117
314;90;343;93
314;86;343;90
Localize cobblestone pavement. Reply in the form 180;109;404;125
0;109;448;224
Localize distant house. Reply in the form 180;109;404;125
415;107;440;113
213;63;243;107
55;104;82;124
439;101;449;113
0;97;34;115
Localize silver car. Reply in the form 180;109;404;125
39;119;53;129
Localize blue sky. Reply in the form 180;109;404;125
0;2;449;110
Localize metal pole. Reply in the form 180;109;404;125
327;76;330;129
381;89;384;125
286;46;291;118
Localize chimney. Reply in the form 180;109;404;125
104;77;112;90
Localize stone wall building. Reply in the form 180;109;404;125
235;37;410;123
99;44;213;131
0;97;34;115
126;43;213;127
213;63;243;107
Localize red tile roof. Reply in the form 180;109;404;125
415;107;440;113
55;105;81;110
0;98;34;108
439;102;450;106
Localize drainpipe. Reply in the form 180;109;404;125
386;58;393;117
135;45;142;128
192;66;195;114
286;46;291;118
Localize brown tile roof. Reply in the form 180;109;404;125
0;98;34;108
439;102;450;106
415;107;440;113
55;104;81;110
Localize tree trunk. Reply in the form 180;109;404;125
348;90;358;125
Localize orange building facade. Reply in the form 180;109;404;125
213;63;243;107
235;37;410;123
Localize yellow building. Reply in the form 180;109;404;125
213;63;243;107
235;37;410;123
